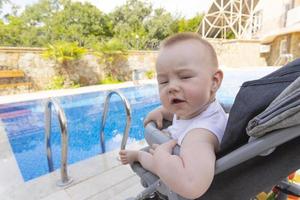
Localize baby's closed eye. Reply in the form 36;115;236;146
157;77;169;84
159;80;169;84
181;76;192;79
179;74;194;80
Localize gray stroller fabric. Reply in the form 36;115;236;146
247;76;300;137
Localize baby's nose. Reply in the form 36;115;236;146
168;82;180;93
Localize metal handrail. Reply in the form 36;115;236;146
99;91;131;153
44;98;72;187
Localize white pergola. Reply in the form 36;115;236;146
198;0;260;39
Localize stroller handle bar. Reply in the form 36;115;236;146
215;124;300;174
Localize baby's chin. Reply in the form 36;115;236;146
176;112;196;120
176;109;203;120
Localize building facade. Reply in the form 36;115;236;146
199;0;300;66
255;0;300;65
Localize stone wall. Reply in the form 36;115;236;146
208;39;267;67
128;40;268;69
0;40;267;93
0;47;105;90
127;50;157;71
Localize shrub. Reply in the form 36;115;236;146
98;38;126;53
47;75;80;90
99;75;122;84
42;41;87;88
92;38;130;82
42;41;87;64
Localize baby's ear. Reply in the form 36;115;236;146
212;69;223;91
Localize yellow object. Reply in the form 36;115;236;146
288;170;300;200
0;70;25;78
293;170;300;183
0;82;32;89
256;192;268;200
0;70;32;89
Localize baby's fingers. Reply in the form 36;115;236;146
143;117;150;127
156;119;163;129
152;143;159;149
160;140;177;153
143;118;163;129
149;148;155;155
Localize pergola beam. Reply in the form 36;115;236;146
198;0;259;39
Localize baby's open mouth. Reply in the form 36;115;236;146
171;98;186;104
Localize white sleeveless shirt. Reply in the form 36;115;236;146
166;100;228;146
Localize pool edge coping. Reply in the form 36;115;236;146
0;120;24;195
0;80;157;105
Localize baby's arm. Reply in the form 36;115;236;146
143;105;173;129
151;129;218;199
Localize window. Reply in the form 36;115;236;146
279;39;288;55
252;10;263;34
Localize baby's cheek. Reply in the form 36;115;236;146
191;89;210;104
159;92;169;107
158;89;164;100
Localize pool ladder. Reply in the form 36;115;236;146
44;98;73;187
99;90;131;152
44;91;131;186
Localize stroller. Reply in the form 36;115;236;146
129;58;300;200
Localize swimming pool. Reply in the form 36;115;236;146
0;68;277;181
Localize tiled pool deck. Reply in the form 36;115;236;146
0;81;155;200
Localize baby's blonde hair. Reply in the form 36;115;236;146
160;32;219;68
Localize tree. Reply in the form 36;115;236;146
20;0;60;26
48;1;112;47
0;0;10;14
0;15;26;46
0;13;50;47
109;0;152;49
0;0;203;49
144;8;178;49
0;0;61;46
1;0;112;47
177;13;204;33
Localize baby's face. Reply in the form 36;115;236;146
156;39;216;119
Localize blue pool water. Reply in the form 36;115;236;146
0;68;277;181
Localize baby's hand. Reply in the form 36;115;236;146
150;140;177;155
143;108;164;129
